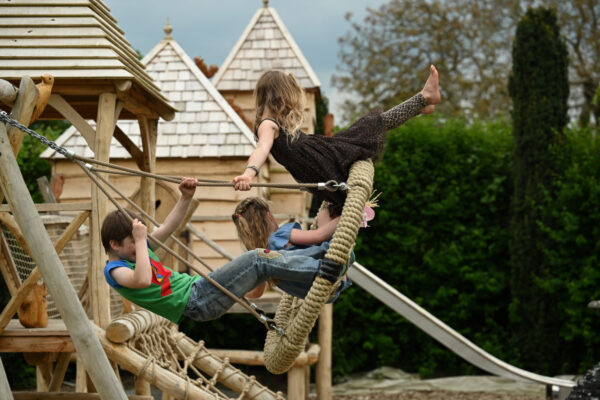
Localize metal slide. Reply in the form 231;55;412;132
348;262;576;389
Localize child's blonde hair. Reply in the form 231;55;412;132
232;197;272;250
254;70;305;141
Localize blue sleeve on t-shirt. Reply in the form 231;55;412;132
104;260;131;289
268;222;302;250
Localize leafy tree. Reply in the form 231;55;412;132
333;0;599;124
507;7;569;372
546;0;600;126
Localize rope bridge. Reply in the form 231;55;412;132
104;310;283;400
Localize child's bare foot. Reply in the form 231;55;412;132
421;65;440;114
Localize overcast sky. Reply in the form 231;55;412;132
102;0;389;123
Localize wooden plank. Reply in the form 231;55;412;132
0;37;113;48
13;394;153;400
0;202;91;212
0;336;75;353
0;48;116;59
154;199;198;260
47;94;95;147
89;92;115;329
0;27;105;38
0;210;89;334
1;319;69;336
0;357;14;400
0;70;132;79
0;59;123;69
0;123;127;399
316;303;333;400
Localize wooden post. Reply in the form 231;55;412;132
48;352;71;392
89;92;116;329
0;122;127;399
0;356;14;400
315;303;333;400
75;356;87;393
7;76;38;155
138;116;157;222
287;366;305;400
133;377;151;396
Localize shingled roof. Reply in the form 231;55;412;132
211;2;320;91
41;23;256;160
0;0;175;120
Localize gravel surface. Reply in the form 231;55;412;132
331;391;543;400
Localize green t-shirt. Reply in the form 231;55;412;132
104;247;201;323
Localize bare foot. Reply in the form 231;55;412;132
420;65;440;114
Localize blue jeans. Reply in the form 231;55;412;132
183;248;322;321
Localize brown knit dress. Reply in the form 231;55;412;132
260;93;428;216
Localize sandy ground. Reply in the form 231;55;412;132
331;392;543;400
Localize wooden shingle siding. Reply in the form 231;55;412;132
212;6;320;91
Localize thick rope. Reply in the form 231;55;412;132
263;159;374;374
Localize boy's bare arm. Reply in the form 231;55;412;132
150;177;197;248
112;219;152;288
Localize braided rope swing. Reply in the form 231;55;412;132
263;159;374;374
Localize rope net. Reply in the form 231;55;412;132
108;310;284;400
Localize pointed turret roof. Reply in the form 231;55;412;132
41;23;256;159
212;3;320;91
0;0;175;120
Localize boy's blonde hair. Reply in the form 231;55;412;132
254;70;305;141
232;197;272;250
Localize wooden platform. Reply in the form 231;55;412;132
0;319;74;353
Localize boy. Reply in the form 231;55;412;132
102;178;343;324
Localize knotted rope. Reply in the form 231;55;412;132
263;159;374;374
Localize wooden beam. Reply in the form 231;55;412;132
7;76;38;155
0;233;23;294
48;352;71;392
0;337;75;353
37;362;51;392
0;202;92;212
0;210;90;335
316;303;333;400
47;94;95;148
0;212;32;255
113;125;144;170
0;356;14;400
206;345;320;367
0;123;127;400
13;394;153;400
89;92;115;329
138;116;156;222
0;79;17;106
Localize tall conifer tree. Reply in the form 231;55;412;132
508;7;569;372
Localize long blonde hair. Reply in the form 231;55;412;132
232;197;272;250
232;197;279;288
254;70;305;141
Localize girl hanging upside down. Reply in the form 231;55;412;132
233;65;441;217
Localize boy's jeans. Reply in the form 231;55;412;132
183;247;323;321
